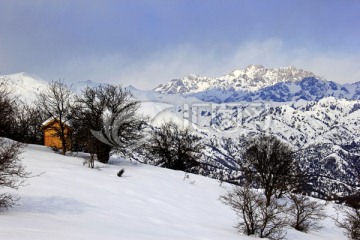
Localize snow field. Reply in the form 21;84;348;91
0;144;347;239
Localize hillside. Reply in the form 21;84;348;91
0;143;347;240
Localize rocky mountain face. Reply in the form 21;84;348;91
224;77;360;102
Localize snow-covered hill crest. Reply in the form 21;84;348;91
0;72;102;103
0;72;48;102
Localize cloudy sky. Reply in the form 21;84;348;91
0;0;359;89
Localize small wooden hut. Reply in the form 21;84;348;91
41;118;72;150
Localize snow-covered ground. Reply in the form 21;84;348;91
0;144;347;240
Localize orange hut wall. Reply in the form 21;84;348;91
43;120;72;150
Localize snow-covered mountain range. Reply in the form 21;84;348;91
154;65;360;103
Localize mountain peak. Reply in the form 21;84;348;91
154;65;321;95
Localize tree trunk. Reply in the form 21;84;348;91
96;143;111;163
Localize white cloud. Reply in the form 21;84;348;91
49;38;360;89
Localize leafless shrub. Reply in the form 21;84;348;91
0;139;28;211
334;204;360;240
287;193;326;232
220;185;288;239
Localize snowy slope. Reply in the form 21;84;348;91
0;143;347;240
0;72;102;104
0;72;48;103
127;85;204;106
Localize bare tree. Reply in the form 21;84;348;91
220;185;260;236
72;84;144;163
220;185;288;240
37;80;73;155
242;135;303;206
138;121;203;173
0;139;28;211
0;87;16;138
287;193;326;232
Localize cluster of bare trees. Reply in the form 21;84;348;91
0;80;147;210
1;78;202;168
0;85;42;210
34;81;146;164
0;88;14;137
220;135;360;240
221;136;327;239
0;87;44;144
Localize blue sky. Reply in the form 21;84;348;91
0;0;359;89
